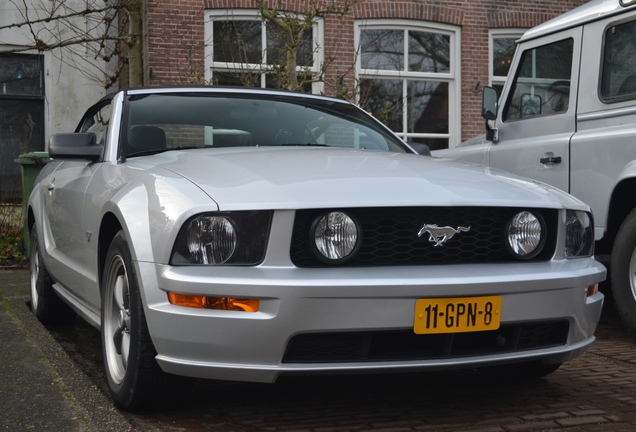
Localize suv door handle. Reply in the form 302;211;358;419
540;154;562;165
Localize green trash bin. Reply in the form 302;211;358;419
16;152;51;256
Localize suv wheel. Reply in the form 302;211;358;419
611;208;636;337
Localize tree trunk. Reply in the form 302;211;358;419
127;0;144;87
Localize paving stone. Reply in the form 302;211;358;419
5;269;636;432
556;416;610;427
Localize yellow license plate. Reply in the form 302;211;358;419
414;296;501;334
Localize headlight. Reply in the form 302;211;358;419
187;216;236;264
506;211;546;260
311;211;361;264
565;210;594;258
171;211;271;265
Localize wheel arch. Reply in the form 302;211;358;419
98;212;123;291
603;177;636;254
26;205;40;260
27;205;35;235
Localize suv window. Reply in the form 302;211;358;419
503;38;574;121
601;19;636;101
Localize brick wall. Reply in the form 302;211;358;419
146;0;587;144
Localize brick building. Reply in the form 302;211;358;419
145;0;588;149
0;0;592;197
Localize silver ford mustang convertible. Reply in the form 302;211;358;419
27;87;605;410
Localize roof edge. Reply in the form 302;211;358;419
520;0;636;42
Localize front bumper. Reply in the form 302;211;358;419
139;259;605;382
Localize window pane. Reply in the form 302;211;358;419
361;30;404;71
0;99;45;197
493;37;517;77
504;38;573;121
602;19;636;99
518;38;573;80
0;54;43;97
213;71;261;87
267;23;313;66
408;31;450;73
407;81;449;134
213;21;262;64
492;84;504;99
265;74;313;92
360;79;403;132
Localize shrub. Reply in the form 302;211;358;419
0;206;26;267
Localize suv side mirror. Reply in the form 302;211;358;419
481;87;499;142
481;86;498;120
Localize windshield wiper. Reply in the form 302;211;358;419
126;146;203;157
278;143;328;147
126;148;170;157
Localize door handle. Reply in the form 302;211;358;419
539;155;562;165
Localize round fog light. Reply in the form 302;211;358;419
312;211;360;263
507;211;545;259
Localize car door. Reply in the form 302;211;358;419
488;27;582;193
42;161;100;298
569;12;636;237
42;102;111;301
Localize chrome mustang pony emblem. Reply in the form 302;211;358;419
417;224;471;247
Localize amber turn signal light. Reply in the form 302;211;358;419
168;292;259;312
586;284;599;297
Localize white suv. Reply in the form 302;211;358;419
435;0;636;336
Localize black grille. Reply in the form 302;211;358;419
283;321;569;363
290;207;558;267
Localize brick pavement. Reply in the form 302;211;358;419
0;269;130;431
126;299;636;432
3;267;636;432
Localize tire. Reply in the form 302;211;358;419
29;226;76;325
101;231;167;411
611;208;636;337
478;361;561;381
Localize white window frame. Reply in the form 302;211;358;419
355;20;461;148
489;29;525;88
204;9;324;93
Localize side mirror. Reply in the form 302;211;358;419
481;86;498;120
520;93;542;117
481;87;500;142
48;133;103;161
407;142;431;156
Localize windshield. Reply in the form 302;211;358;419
123;92;410;157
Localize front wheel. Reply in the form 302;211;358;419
101;231;167;411
611;208;636;337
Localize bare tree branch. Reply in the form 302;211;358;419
255;0;356;91
0;1;120;32
1;0;142;88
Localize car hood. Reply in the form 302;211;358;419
133;147;585;211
